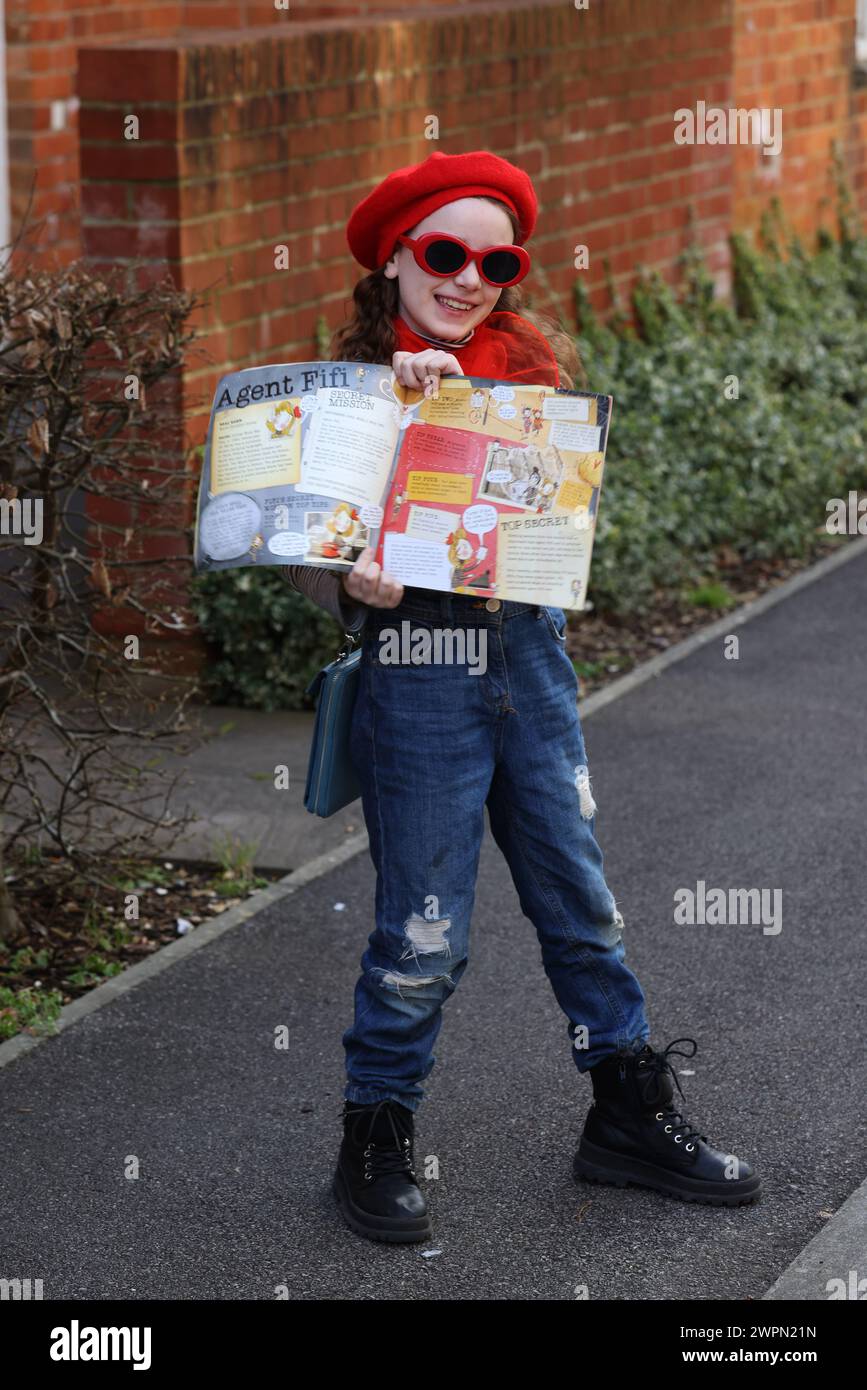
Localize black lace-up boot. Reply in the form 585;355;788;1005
333;1099;433;1242
573;1037;762;1206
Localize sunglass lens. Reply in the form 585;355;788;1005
480;249;523;284
424;239;468;275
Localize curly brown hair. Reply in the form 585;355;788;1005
330;197;583;389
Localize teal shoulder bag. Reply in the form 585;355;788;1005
303;630;364;817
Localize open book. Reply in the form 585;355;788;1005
193;360;613;610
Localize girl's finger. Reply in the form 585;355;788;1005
348;546;373;580
393;350;463;391
344;548;374;599
376;574;404;608
419;367;441;397
402;356;435;390
407;354;453;391
391;352;413;382
416;355;462;391
357;562;384;604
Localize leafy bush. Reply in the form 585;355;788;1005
0;257;200;943
191;567;345;710
577;191;867;616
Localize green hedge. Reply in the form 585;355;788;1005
191;568;344;711
191;186;867;707
577;194;867;616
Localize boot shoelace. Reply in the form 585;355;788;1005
362;1139;416;1183
631;1036;708;1153
343;1101;417;1184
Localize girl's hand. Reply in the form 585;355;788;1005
392;349;462;398
341;546;404;609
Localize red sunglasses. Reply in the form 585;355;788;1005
396;232;531;287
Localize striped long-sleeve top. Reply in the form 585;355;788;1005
281;565;370;634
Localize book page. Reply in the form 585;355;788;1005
496;513;593;608
211;400;302;494
194;362;398;572
301;384;401;509
376;376;611;609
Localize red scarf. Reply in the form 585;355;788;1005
393;309;560;388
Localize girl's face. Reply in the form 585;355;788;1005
383;197;513;341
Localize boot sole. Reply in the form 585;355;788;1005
332;1167;433;1243
574;1136;762;1206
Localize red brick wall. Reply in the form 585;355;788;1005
77;0;744;445
11;0;867;284
732;0;867;235
5;0;184;262
4;0;503;263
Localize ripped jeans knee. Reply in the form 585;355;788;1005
574;763;597;820
369;906;461;1000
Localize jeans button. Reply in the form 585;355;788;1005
485;598;501;612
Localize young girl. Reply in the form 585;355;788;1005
283;151;761;1242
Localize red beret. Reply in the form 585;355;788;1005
346;150;539;271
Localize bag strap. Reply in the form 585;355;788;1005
304;629;363;701
335;629;362;663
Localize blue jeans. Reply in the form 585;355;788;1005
344;591;650;1111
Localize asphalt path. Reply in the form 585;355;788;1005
2;553;865;1300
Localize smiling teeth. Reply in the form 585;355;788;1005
436;296;472;310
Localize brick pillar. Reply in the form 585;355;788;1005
77;45;204;675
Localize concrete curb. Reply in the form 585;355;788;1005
762;1175;867;1300
578;535;867;718
0;831;369;1072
